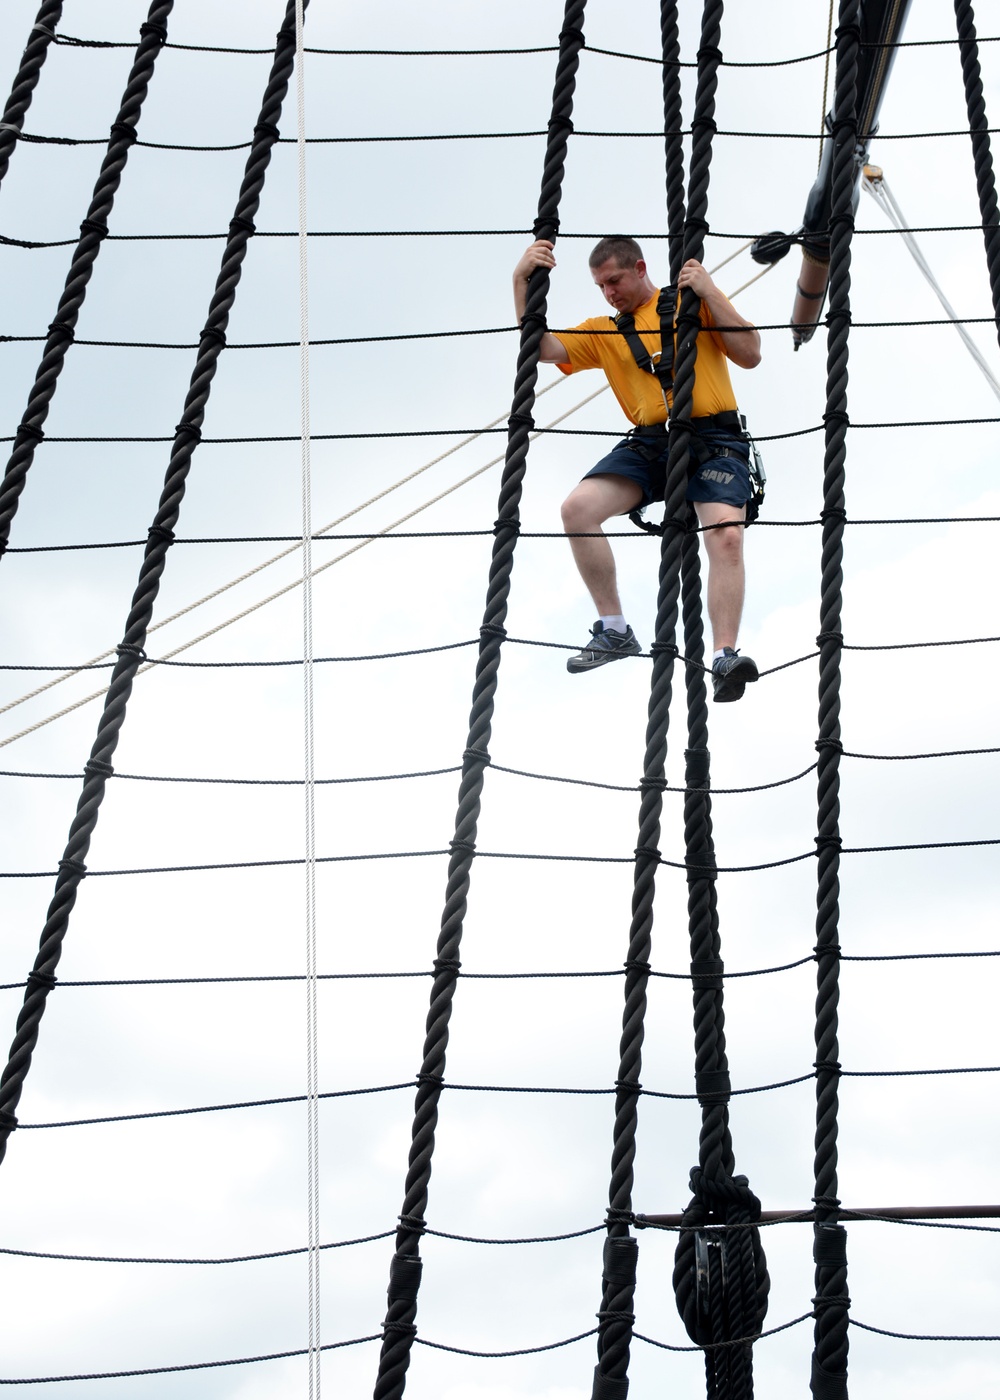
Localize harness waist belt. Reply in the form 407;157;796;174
630;410;743;438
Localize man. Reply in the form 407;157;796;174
512;235;762;702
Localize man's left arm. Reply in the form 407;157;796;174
677;259;761;369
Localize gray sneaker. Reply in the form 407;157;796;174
711;647;758;702
567;622;642;674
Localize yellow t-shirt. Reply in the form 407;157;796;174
555;291;738;426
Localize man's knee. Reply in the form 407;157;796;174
704;516;745;565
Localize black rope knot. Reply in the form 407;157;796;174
558;25;585;45
448;838;476;856
110;120;139;146
508;407;536;428
174;420;202;441
815;833;842;853
80;217;109;239
633;844;661;865
615;1077;642;1095
690;957;724;990
547;115;574;136
605;1207;634;1227
116;643;147;662
26;969;57;991
623;957;651;975
649;640;679;658
825;303;853;326
199;325;227;347
0;1111;17;1131
822;408;850;430
254;121;281;142
596;1309;636;1324
696;44;723;66
461;747;490;768
688;1167;761;1217
84;758;114;778
813;941;842;962
147;524;175;546
695;1068;732;1104
820;505;847;523
531;215;558;238
57;858;87;878
815;737;843;754
811;1291;852;1313
229;215;256;237
46;320;75;343
492;518;520;538
814;1057;842;1076
639;775;667;792
139;20;169;43
381;1321;418;1338
816;631;844;648
432;957;461;976
16;421;44;443
396;1213;427;1236
415;1071;444;1088
658;514;689;535
479;623;507;642
683;213;710;237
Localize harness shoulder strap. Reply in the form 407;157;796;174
615;284;678;398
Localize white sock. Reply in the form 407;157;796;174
600;614;627;634
713;648;729;662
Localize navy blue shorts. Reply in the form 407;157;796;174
583;426;751;510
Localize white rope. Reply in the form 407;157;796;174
862;169;1000;405
0;250;765;751
294;4;321;1397
0;382;569;726
0;382;609;748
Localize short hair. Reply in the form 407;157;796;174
588;235;644;270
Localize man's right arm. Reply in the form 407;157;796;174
512;240;569;363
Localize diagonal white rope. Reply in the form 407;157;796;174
294;4;321;1397
0;244;760;750
0;384;571;726
863;169;1000;405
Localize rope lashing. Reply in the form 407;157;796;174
953;0;1000;341
0;0;173;560
0;0;64;190
0;0;306;1170
371;9;588;1398
810;4;861;1397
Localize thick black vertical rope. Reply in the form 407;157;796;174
588;11;687;1400
953;0;1000;340
666;9;768;1400
0;0;305;1168
370;9;586;1399
811;3;860;1398
0;0;64;190
0;0;173;563
661;0;685;285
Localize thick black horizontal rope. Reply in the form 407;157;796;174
2;221;994;248
0;1221;605;1267
2;312;997;350
17;1062;998;1130
3;948;995;996
0;1335;383;1386
7;123;999;151
6;507;1000;553
44;30;1000;61
2;415;997;446
4;835;999;881
0;758;822;798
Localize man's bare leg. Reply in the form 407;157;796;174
561;474;644;615
694;499;757;701
561;473;645;673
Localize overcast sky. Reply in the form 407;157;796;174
1;1;999;1397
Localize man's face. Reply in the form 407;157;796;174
591;257;647;314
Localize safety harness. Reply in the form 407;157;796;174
614;286;765;532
